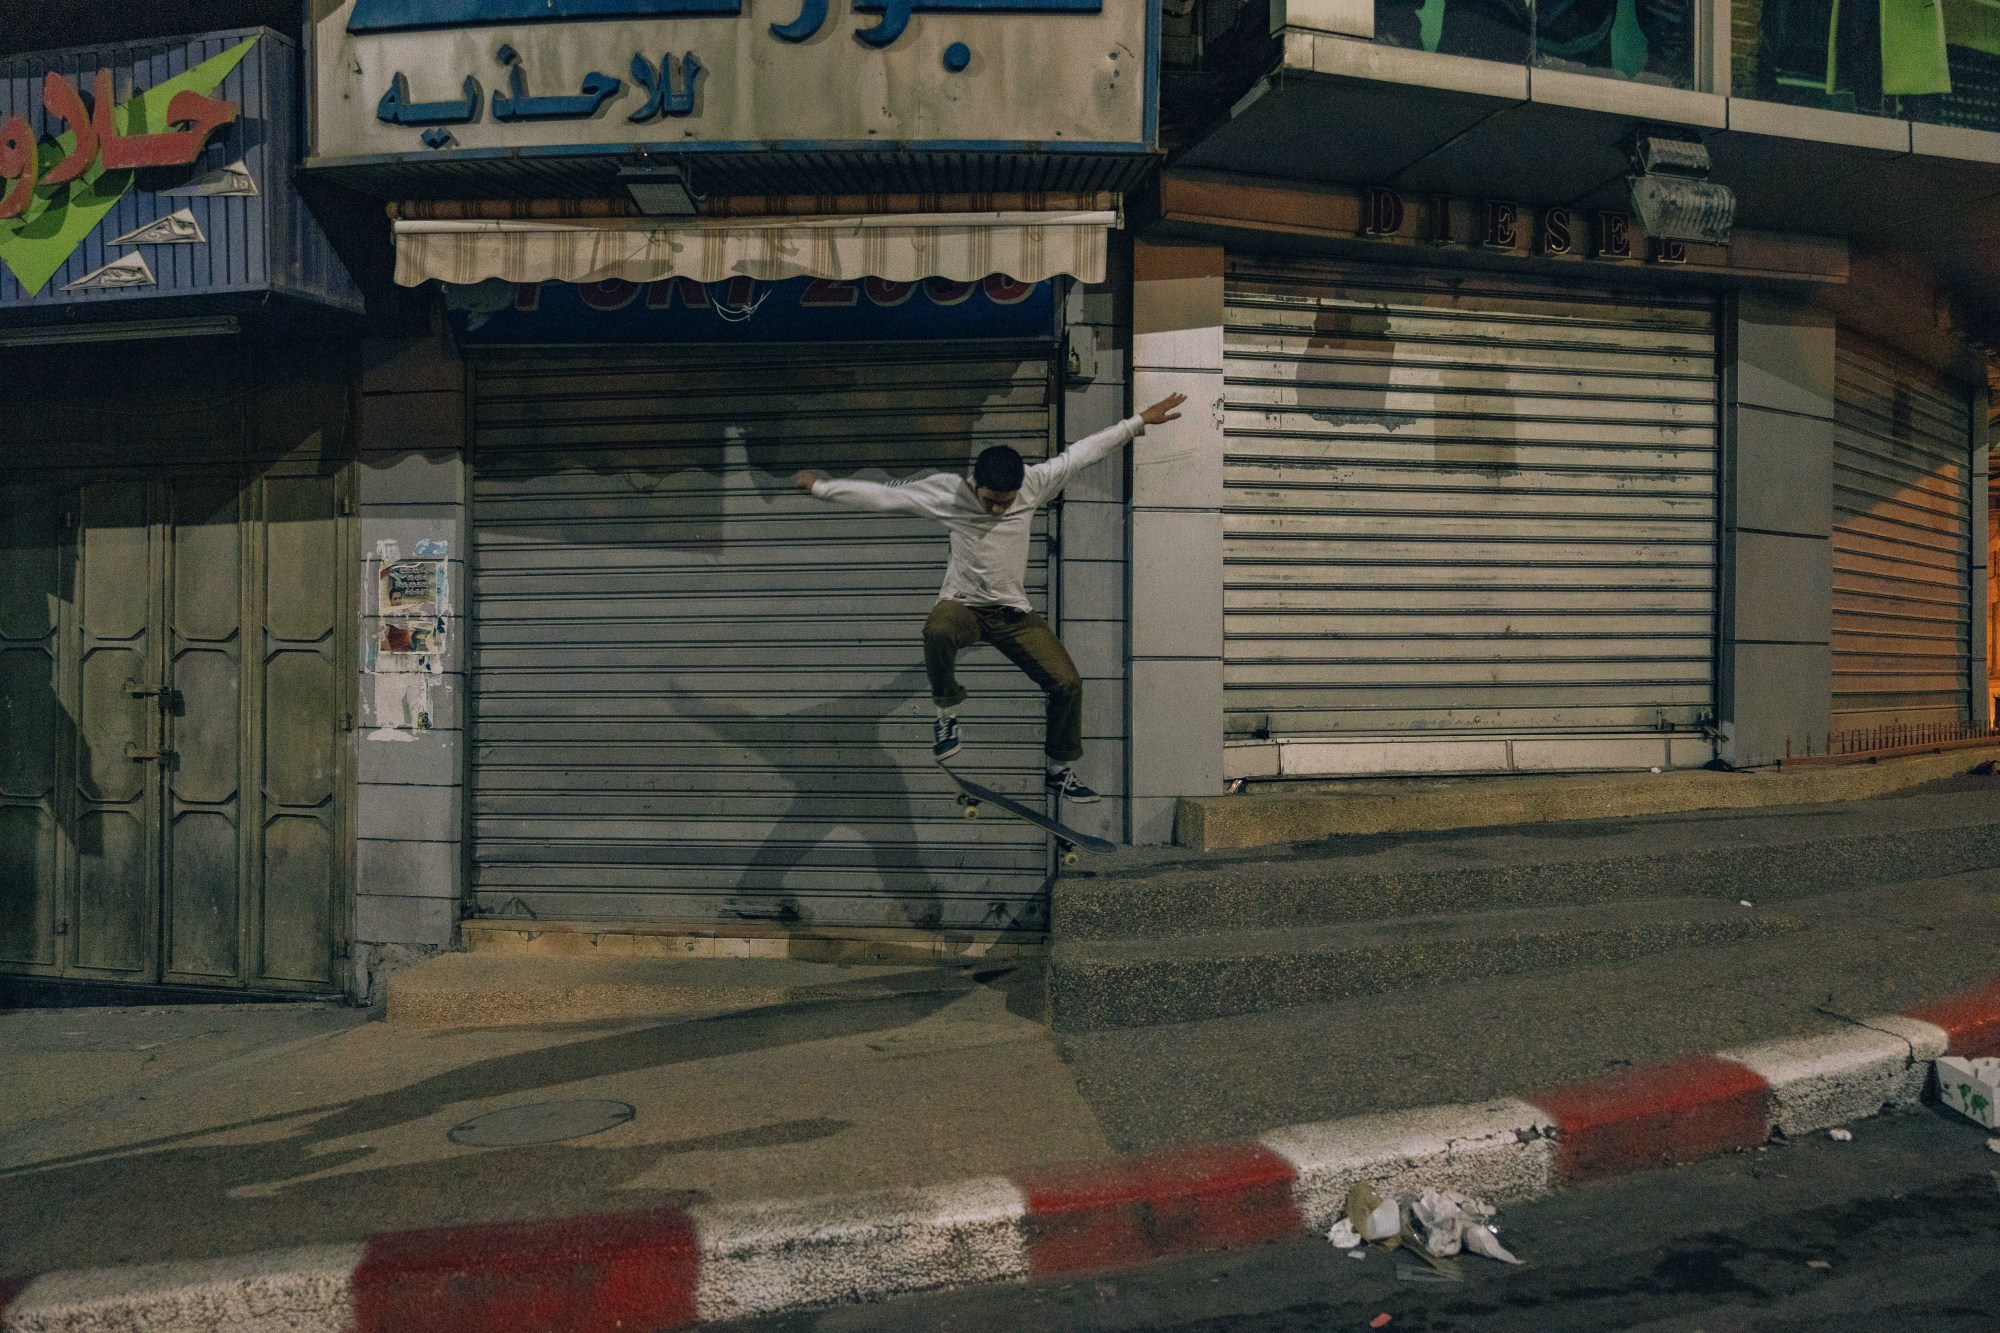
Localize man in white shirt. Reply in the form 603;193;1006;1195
797;392;1185;803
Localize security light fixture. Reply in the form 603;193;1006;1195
1626;131;1735;245
620;162;698;217
1632;134;1711;177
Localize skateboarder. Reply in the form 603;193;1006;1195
797;392;1186;803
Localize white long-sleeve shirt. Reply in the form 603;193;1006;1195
808;415;1146;612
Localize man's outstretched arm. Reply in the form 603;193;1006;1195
796;469;956;515
1024;394;1187;496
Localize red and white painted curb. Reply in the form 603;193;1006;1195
5;978;1997;1332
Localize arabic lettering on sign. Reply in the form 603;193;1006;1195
492;44;622;121
0;69;238;221
347;0;1102;49
628;53;702;123
378;45;700;140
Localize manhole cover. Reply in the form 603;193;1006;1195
447;1099;635;1148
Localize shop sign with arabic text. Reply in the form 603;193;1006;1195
311;0;1149;162
0;38;250;298
0;31;362;313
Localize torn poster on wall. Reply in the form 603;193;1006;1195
365;537;451;740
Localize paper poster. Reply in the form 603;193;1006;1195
380;559;447;614
365;537;451;739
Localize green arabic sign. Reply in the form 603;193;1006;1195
0;36;256;296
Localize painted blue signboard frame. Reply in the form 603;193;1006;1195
0;28;362;318
351;0;741;30
449;274;1059;345
349;1;1103;33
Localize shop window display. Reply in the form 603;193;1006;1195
1374;0;1696;87
1739;0;2000;131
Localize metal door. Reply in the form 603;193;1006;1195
0;465;349;989
1831;332;1975;730
469;340;1059;932
1221;257;1720;767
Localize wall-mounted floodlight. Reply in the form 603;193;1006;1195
1628;131;1735;245
620;162;698;217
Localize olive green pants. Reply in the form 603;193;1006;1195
923;600;1084;762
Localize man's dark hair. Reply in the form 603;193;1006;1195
973;445;1025;493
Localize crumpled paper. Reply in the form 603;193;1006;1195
1411;1188;1522;1265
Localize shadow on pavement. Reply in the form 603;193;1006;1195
0;981;975;1275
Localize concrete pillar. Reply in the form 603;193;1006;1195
1717;292;1836;768
1971;382;1991;727
350;331;469;985
1127;241;1227;843
1057;241;1132;844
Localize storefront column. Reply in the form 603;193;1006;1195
1128;242;1226;843
1718;293;1836;767
1971;387;1991;726
351;332;469;997
1060;243;1134;845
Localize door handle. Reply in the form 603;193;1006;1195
125;745;177;764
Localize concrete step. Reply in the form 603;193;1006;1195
384;952;986;1027
1176;745;2000;851
1058;782;2000;943
1048;896;1805;1032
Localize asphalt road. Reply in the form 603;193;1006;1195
721;1104;2000;1332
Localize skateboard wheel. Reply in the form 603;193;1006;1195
962;803;980;820
1062;850;1079;867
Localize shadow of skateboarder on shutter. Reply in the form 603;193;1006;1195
658;665;949;931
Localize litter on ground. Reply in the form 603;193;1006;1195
1410;1190;1468;1257
1464;1222;1523;1265
1827;1128;1853;1142
1935;1057;2000;1129
1327;1184;1522;1265
1344;1182;1403;1242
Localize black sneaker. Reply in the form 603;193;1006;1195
933;714;962;761
1045;767;1100;804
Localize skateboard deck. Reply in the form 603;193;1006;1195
936;762;1115;864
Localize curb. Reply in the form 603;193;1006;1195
6;981;1998;1332
1177;745;2000;850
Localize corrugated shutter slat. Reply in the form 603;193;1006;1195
471;341;1056;931
1831;332;1973;730
1222;259;1719;752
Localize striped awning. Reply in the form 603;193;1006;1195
392;210;1117;287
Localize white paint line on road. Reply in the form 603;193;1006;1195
692;1174;1030;1323
1261;1099;1557;1231
3;1243;364;1333
1722;1015;1949;1136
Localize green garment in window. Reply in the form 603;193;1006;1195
1942;0;2000;56
1882;0;1952;93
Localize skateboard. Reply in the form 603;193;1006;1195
936;761;1116;866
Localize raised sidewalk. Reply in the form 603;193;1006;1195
5;760;2000;1329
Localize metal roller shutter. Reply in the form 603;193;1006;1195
1831;332;1973;731
1222;258;1719;763
470;341;1058;932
